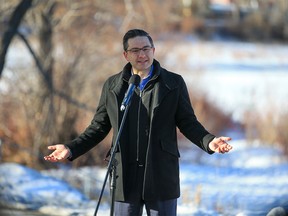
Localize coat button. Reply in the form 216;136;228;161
145;129;149;136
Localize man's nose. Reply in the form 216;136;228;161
138;49;146;56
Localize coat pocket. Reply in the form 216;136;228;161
160;139;180;158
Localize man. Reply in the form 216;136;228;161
44;29;232;216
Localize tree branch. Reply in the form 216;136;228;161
0;0;33;78
17;31;95;112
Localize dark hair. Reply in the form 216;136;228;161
123;29;154;51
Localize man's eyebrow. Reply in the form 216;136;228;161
129;45;152;49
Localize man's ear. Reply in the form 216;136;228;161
123;51;128;61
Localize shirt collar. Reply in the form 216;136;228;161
139;65;154;90
130;65;154;90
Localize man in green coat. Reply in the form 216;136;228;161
44;29;233;216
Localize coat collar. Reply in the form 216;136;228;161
110;59;178;109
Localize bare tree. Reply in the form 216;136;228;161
0;0;33;77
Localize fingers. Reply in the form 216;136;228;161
44;154;65;162
220;145;232;153
44;155;55;162
217;137;232;154
219;143;232;154
47;145;57;150
44;144;67;162
219;136;232;142
44;155;53;161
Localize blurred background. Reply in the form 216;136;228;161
0;0;288;215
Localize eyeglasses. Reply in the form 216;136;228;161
126;46;153;55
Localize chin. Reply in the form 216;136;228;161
137;63;151;70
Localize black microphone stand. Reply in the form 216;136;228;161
94;101;131;216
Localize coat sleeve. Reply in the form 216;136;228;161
175;76;215;154
65;80;112;160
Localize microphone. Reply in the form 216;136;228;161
120;74;141;111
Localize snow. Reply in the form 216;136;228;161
0;163;89;210
1;40;288;215
1;139;288;215
159;40;288;122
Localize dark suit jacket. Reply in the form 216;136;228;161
66;59;215;201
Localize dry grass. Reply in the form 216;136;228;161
243;109;288;156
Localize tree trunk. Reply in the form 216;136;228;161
0;0;33;77
33;2;57;166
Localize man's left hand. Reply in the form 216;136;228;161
209;137;232;153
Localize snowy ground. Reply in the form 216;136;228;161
1;139;288;216
1;40;288;215
158;40;288;122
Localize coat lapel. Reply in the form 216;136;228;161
151;68;176;119
110;68;131;130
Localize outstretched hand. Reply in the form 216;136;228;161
209;137;232;154
44;144;70;162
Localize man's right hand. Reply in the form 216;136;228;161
44;144;71;162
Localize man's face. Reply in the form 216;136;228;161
123;36;155;74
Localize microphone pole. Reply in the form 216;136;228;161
94;75;140;216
